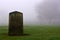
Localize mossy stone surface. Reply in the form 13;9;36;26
8;11;23;36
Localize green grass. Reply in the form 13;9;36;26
0;25;60;40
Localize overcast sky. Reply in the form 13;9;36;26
0;0;60;25
0;0;43;25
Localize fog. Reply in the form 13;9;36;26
0;0;60;25
36;0;60;25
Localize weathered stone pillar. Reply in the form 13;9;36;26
8;11;23;36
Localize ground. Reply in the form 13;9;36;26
0;25;60;40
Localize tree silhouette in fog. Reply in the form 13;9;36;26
36;0;60;24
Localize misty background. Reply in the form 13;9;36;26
0;0;60;25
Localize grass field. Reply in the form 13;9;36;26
0;25;60;40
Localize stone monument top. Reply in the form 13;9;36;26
10;11;22;15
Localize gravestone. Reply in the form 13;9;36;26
8;11;23;36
